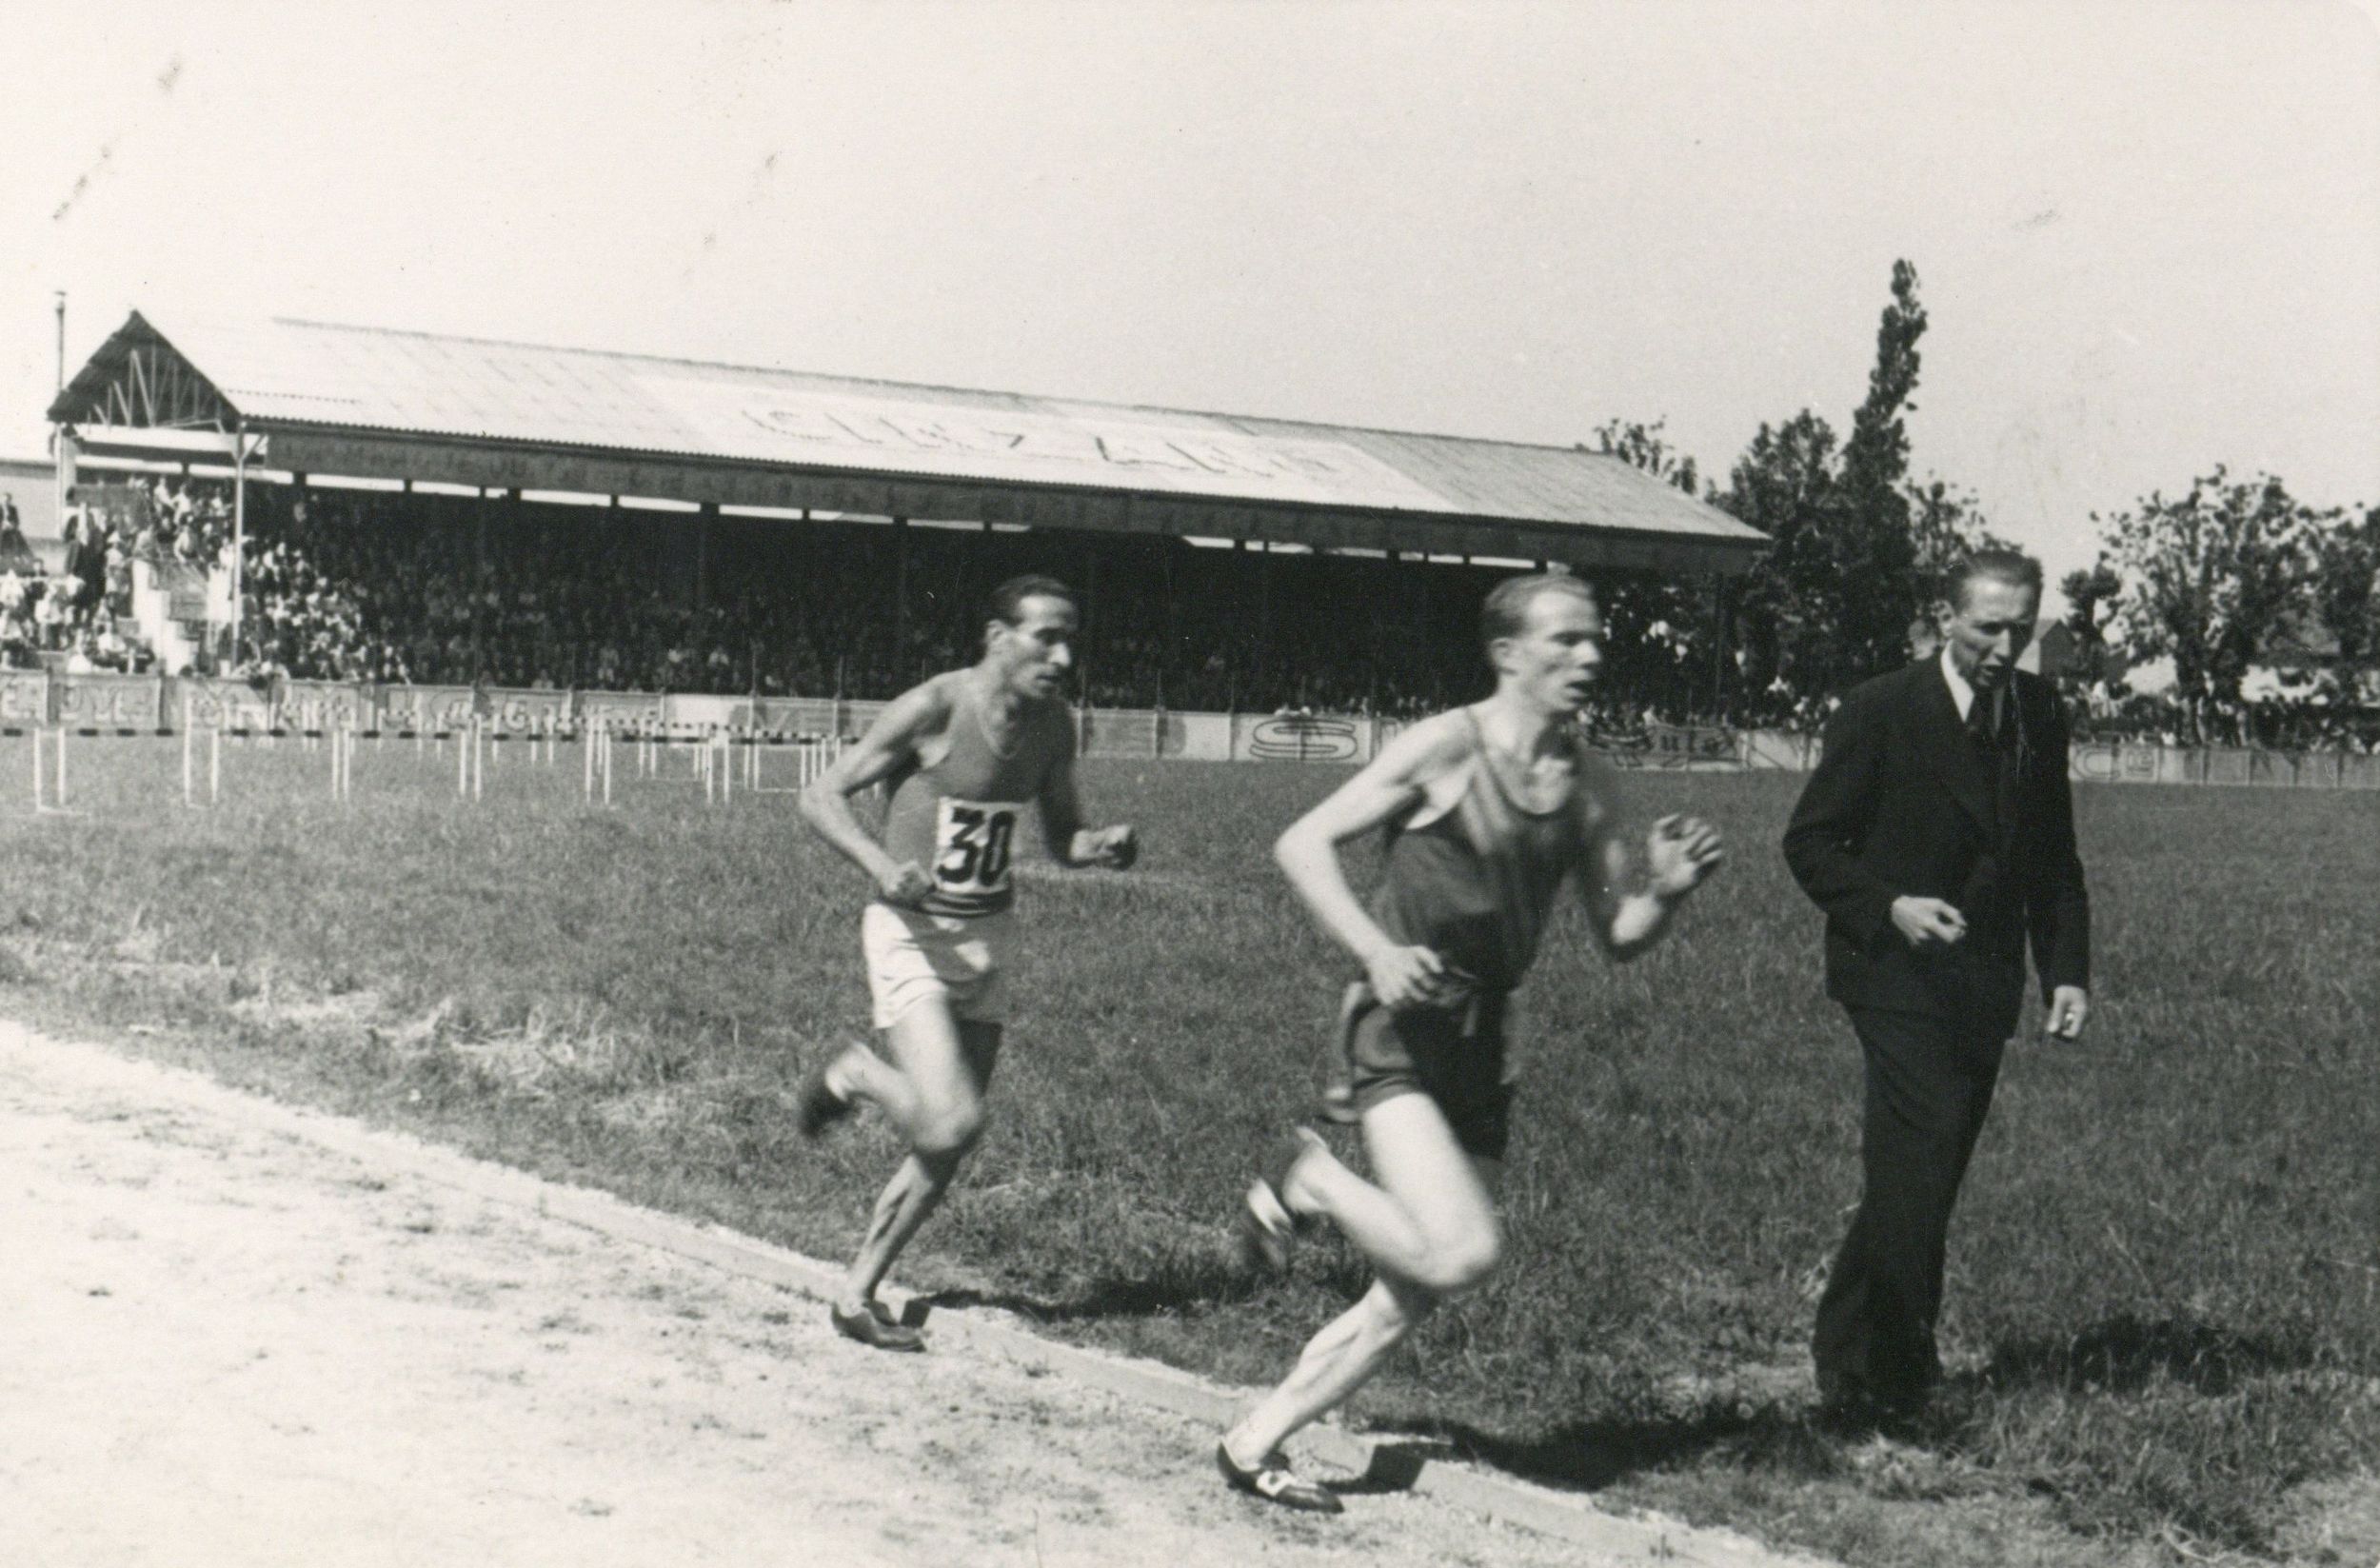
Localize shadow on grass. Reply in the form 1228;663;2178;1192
1970;1312;2316;1398
912;1249;1258;1325
1378;1405;1844;1495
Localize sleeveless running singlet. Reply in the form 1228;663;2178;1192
1370;711;1592;995
879;678;1074;919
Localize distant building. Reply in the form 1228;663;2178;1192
2031;620;2075;680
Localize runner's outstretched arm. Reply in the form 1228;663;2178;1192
1578;778;1725;960
1037;755;1137;869
799;685;947;906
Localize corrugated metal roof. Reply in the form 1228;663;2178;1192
53;312;1764;549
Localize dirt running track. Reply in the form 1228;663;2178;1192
0;1020;1705;1568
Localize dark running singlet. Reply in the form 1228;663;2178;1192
1371;710;1594;996
879;676;1074;919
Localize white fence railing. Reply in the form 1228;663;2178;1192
1;671;2372;787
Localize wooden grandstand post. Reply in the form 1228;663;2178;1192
229;427;249;665
893;517;909;679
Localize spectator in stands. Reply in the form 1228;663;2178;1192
0;495;28;569
33;578;67;651
93;620;136;672
69;515;109;617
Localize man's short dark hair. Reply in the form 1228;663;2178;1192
1943;549;2043;611
1480;571;1597;651
986;573;1077;627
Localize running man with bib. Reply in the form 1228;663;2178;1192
796;575;1137;1353
1217;572;1724;1513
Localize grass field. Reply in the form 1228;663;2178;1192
1;728;2374;1565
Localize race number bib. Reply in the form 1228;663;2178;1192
931;798;1021;900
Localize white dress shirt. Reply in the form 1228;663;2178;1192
1938;645;1976;724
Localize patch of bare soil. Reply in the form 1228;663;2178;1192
0;1020;1651;1568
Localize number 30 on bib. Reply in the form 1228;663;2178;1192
932;798;1020;903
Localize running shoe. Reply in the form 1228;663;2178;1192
1215;1442;1343;1514
830;1300;925;1354
795;1048;857;1141
1236;1127;1323;1274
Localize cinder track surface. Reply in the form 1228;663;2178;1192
0;1019;1815;1568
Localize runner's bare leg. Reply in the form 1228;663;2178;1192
1223;1094;1502;1464
834;1010;1001;1314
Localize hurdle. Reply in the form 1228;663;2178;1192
455;717;486;801
582;721;618;806
700;729;733;806
181;698;223;810
744;733;845;794
31;726;80;816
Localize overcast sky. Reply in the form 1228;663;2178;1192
5;0;2375;594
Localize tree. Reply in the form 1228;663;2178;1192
1827;259;1927;670
2055;562;2126;696
1908;479;2016;599
1716;260;1935;707
2309;503;2379;679
2094;468;2332;741
1719;410;1842;702
1588;418;1716;716
1590;416;1700;497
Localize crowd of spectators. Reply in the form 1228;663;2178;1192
220;484;1563;715
17;476;2357;753
3;486;148;673
2061;686;2380;752
0;475;258;674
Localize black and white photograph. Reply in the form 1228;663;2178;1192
3;3;2376;1564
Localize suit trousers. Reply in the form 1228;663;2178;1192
1813;1003;2007;1411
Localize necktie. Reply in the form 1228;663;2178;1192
1973;684;2019;832
1966;685;2000;750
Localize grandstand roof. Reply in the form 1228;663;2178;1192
50;310;1767;574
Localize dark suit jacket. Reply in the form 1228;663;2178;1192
1782;661;2089;1034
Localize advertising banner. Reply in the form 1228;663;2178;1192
0;670;53;725
662;694;741;731
1232;712;1368;764
578;690;666;730
741;697;840;736
1589;723;1739;770
55;673;162;730
278;681;371;735
483;687;573;735
173;675;275;733
379;685;480;736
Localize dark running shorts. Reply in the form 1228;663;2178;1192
1322;982;1514;1162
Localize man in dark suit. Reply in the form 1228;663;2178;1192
1782;549;2091;1423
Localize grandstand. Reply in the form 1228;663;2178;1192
45;310;1765;716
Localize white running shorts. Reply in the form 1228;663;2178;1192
861;902;1014;1032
